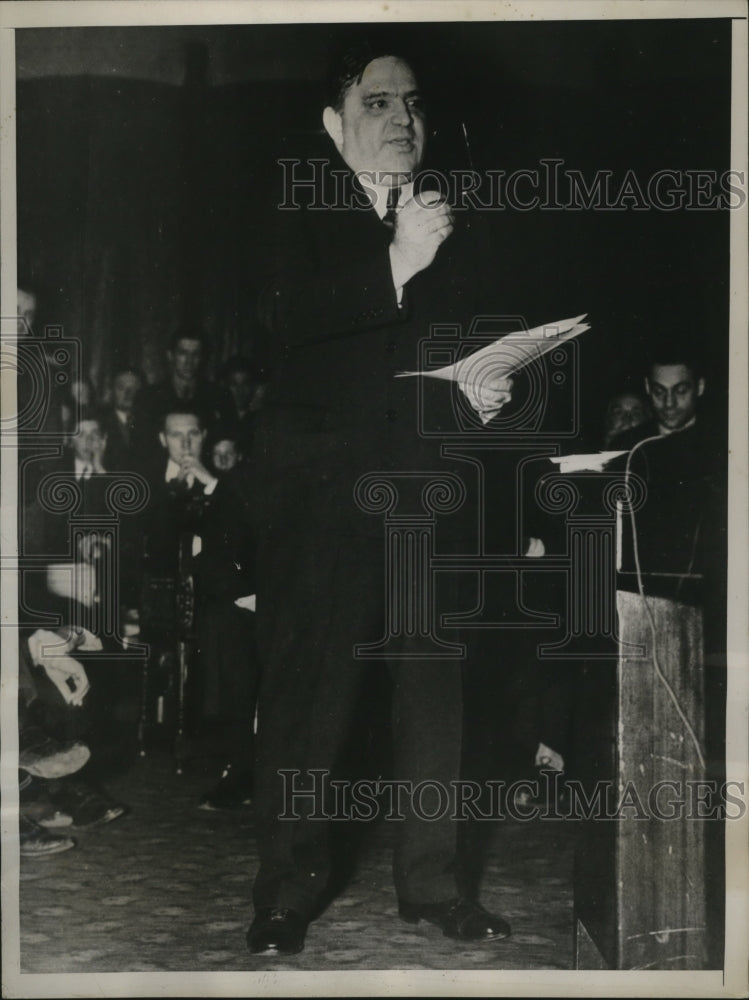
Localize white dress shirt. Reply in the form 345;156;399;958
74;457;92;481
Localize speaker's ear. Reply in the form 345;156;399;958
322;106;344;151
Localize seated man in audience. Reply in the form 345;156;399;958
605;345;723;588
21;409;136;827
66;407;106;482
18;615;130;832
26;402;136;615
101;368;144;472
140;408;258;807
210;428;242;476
131;409;214;750
18;608;133;831
609;348;706;450
602;387;652;448
139;408;221;573
25;407;111;563
609;344;725;611
209;423;254;501
136;328;231;458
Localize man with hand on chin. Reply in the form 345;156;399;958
139;408;223;579
248;40;513;957
140;409;258;798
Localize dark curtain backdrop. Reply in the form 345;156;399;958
16;19;731;430
17;77;183;387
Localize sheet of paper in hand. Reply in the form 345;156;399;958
548;452;626;474
394;314;591;386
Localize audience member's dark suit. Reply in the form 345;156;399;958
138;460;226;730
139;457;258;750
100;406;144;473
251;164;544;914
194;462;258;766
192;463;256;603
139;464;213;579
24;454;110;563
25;451;145;617
609;417;726;585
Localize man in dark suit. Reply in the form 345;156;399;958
247;43;517;956
609;349;706;451
25;408;111;562
136;328;232;460
196;429;258;811
20;409;133;825
140;408;221;576
139;408;258;801
101;368;145;472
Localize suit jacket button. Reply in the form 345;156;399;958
385;409;397;422
385;341;396;354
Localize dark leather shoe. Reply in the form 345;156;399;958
246;908;308;955
399;897;511;941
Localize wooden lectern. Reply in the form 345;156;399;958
574;590;708;969
572;433;724;970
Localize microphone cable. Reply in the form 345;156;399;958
623;431;706;770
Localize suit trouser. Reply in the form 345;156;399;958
252;503;467;916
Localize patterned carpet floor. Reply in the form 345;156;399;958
18;750;576;974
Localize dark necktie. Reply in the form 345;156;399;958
382;186;400;230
